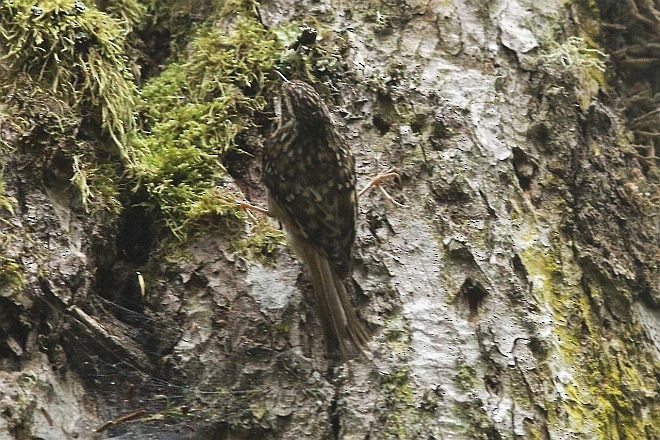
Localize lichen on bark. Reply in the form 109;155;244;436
0;0;657;439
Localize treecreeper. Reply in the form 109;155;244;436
261;79;369;359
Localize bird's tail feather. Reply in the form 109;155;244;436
298;242;368;359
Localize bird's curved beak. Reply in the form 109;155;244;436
273;70;290;83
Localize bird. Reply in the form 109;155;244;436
261;78;369;359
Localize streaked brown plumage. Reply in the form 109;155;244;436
262;80;368;358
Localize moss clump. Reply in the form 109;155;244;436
70;156;122;214
131;13;282;242
378;367;447;439
0;1;148;217
537;36;608;111
236;221;285;263
381;368;416;438
0;0;137;160
99;0;147;34
0;84;122;215
273;21;350;86
0;191;16;214
0;256;25;293
538;36;607;80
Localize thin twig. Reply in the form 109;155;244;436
96;409;147;433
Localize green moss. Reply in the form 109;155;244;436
139;0;216;64
0;176;17;215
0;0;137;160
454;398;501;440
520;239;655;439
97;0;147;34
70;156;122;214
126;3;349;251
235;221;285;263
0;256;25;293
538;37;607;76
382;369;414;405
572;0;602;46
69;155;94;212
454;361;478;392
537;36;608;111
272;20;350;87
381;368;417;438
0;82;123;215
0;2;129;214
130;9;283;245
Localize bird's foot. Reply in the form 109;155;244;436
358;168;405;207
238;201;272;221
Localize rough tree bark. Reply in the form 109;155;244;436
0;0;657;439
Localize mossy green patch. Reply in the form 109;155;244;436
454;361;478;392
520;237;655;439
130;21;274;235
454;397;501;440
0;173;17;215
0;0;137;160
70;156;122;214
0;256;25;293
380;368;417;438
537;36;608;111
1;0;343;261
377;365;447;439
274;21;350;86
0;0;136;220
138;0;216;68
0;84;123;215
98;0;147;34
236;221;285;264
130;6;287;255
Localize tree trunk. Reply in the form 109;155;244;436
0;0;657;439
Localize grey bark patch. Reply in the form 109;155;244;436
1;0;657;438
247;264;300;311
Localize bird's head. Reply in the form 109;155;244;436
279;80;331;125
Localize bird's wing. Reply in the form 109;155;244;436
264;137;356;276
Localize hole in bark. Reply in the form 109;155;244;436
457;278;488;321
410;113;427;133
137;28;172;80
94;190;155;312
430;177;471;203
528;336;549;359
41;150;74;190
512;147;538;192
526;122;551;146
430;118;451;150
94;260;145;314
225;131;258;182
134;2;215;81
116;202;155;265
373;115;390;134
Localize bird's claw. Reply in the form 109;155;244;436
358;168;405;207
238;200;271;220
